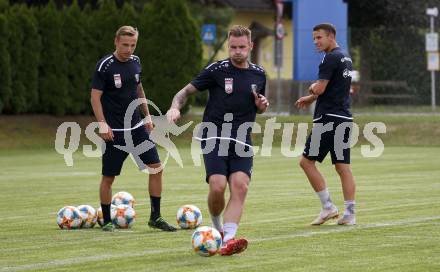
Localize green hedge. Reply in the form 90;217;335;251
0;13;11;113
0;0;201;115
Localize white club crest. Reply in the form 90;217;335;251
225;78;233;94
251;84;257;93
114;74;122;88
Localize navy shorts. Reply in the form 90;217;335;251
102;126;160;176
303;115;353;164
201;138;253;183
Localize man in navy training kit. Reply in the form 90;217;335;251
166;25;269;255
295;23;357;226
90;25;176;232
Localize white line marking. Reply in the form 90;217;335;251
252;216;440;242
2;216;439;271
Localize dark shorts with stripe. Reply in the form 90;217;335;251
303;115;353;164
201;138;253;183
102;126;160;176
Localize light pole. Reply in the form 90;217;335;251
426;7;438;111
274;0;284;114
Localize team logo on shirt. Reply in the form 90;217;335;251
342;69;352;78
251;84;258;93
135;74;139;83
113;74;122;88
225;78;233;94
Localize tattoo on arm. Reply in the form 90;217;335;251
171;84;197;110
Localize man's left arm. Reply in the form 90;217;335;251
136;83;153;131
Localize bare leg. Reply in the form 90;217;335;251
223;172;249;224
208;174;227;217
299;156;327;192
335;163;356;201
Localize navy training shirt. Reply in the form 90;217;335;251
314;47;353;120
191;59;266;137
91;54;142;129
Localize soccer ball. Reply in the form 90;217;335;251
77;205;97;228
57;206;83;229
97;205;116;227
112;191;135;208
191;226;222;257
176;204;202;229
113;204;136;228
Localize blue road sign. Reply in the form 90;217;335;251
202;24;216;44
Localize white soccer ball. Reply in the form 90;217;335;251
111;191;135;208
176;204;202;229
113;204;136;228
77;205;97;228
57;206;83;229
191;226;222;257
96;205;116;227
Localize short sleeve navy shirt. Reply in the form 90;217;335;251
314;47;353;120
191;59;266;134
91;54;142;129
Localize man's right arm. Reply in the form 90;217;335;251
166;83;198;122
90;89;113;141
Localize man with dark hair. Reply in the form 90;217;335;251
167;25;269;255
90;26;176;232
295;23;357;226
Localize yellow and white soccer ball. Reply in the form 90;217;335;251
77;205;97;228
191;226;222;257
96;205;116;227
176;204;202;229
57;206;83;229
111;191;135;208
113;204;136;228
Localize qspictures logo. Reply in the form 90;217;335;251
54;98;386;171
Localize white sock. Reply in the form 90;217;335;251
344;200;355;216
316;188;333;209
223;222;238;243
211;215;223;233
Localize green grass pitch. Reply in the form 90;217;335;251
1;146;439;271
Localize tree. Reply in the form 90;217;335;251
187;1;234;106
348;0;440;28
347;0;440;104
0;13;11;113
63;0;91;114
187;2;234;65
20;6;41;112
92;0;122;57
139;0;202;114
7;5;26;113
37;0;68;115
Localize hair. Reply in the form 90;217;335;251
228;25;252;41
115;25;138;39
313;23;336;37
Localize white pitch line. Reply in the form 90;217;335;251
0;248;186;272
1;216;439;272
252;216;440;242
